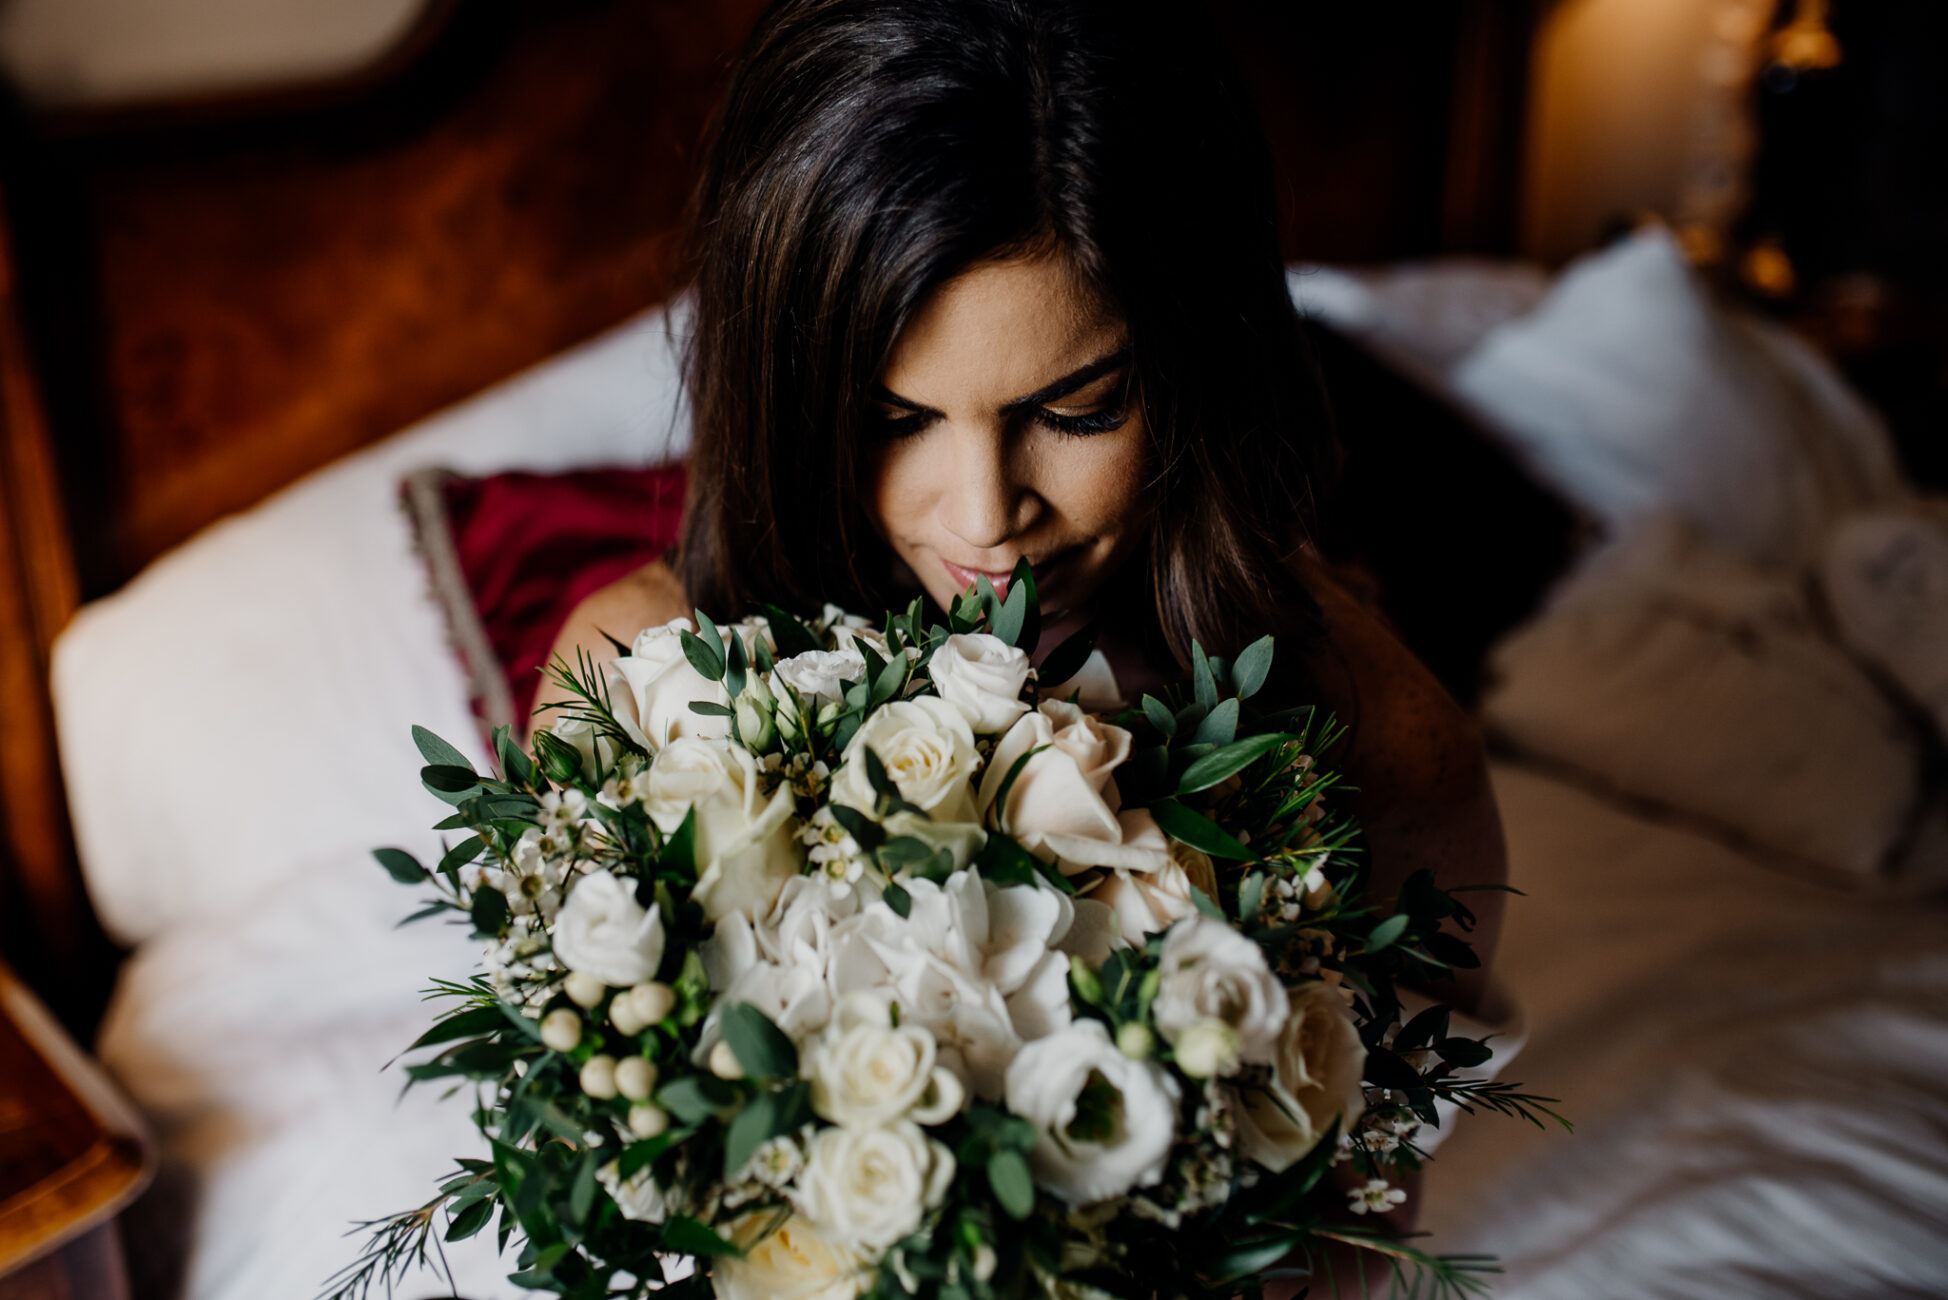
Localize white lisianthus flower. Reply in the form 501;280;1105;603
1153;916;1287;1064
830;697;981;823
928;633;1032;734
551;870;664;987
979;701;1143;871
643;739;801;923
604;617;731;751
805;993;940;1128
775;649;868;708
793;1120;955;1253
1234;980;1368;1173
1004;1019;1180;1205
715;1213;868;1300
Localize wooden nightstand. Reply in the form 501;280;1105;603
0;964;152;1297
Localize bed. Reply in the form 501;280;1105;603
2;3;1944;1298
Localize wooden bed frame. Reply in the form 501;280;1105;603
0;0;1551;1035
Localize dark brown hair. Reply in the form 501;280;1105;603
677;0;1332;665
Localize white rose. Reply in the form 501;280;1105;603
805;994;941;1128
831;697;980;823
979;702;1144;871
1234;980;1367;1172
606;618;730;751
715;1213;867;1300
1004;1019;1180;1205
552;870;665;987
928;633;1032;734
793;1120;955;1252
1153;916;1287;1064
775;649;868;707
644;739;802;924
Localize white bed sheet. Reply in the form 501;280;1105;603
1419;765;1948;1298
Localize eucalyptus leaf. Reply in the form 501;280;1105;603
663;1215;743;1259
679;630;725;682
987;1149;1035;1220
1140;694;1176;738
1189;697;1239;747
422;764;484;794
1037;622;1099;690
762;604;822;659
723;1091;780;1181
374;847;427;884
413;725;475;772
1177;732;1292;794
1232;635;1275;699
884;881;913;918
720;1002;798;1080
1147;798;1255;862
1191;642;1218;710
1366;913;1410;953
469;887;509;937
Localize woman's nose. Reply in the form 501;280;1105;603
941;427;1031;552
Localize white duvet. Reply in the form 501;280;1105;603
70;268;1948;1297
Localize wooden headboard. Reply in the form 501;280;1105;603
0;0;1547;1033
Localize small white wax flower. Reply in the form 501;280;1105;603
1174;1018;1243;1079
628;1103;670;1139
580;1054;619;1099
1116;1022;1156;1060
563;972;607;1008
539;1008;582;1053
1348;1178;1408;1216
614;1056;658;1102
709;1039;746;1080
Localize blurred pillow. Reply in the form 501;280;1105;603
1449;228;1903;570
53;301;692;947
403;463;687;735
1482;514;1929;887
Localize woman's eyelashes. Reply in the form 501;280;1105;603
873;388;1130;440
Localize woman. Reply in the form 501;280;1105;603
539;0;1507;1286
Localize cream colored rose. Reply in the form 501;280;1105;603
714;1213;867;1300
1085;810;1222;941
606;618;731;751
928;633;1032;734
1233;980;1367;1173
792;1120;955;1252
979;701;1145;871
805;994;942;1128
831;697;980;822
1153;916;1287;1064
645;738;801;923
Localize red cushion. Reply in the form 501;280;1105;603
404;463;687;732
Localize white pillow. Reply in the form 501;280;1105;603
1450;228;1903;570
1482;514;1927;886
54;299;694;946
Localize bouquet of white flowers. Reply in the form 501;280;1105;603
329;564;1562;1300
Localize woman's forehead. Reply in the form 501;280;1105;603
879;255;1126;409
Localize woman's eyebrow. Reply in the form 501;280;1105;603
873;345;1132;416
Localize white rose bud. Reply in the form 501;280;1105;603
928;632;1032;734
1174;1017;1243;1079
552;870;666;988
539;1008;582;1053
1116;1022;1156;1060
580;1054;619;1099
614;1056;658;1102
627;1103;670;1139
733;691;776;751
709;1038;745;1080
563;972;608;1008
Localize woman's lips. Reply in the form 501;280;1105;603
940;557;1018;598
939;550;1072;602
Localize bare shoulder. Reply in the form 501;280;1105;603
1289;549;1489;814
528;558;689;734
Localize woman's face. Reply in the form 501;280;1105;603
868;255;1151;618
